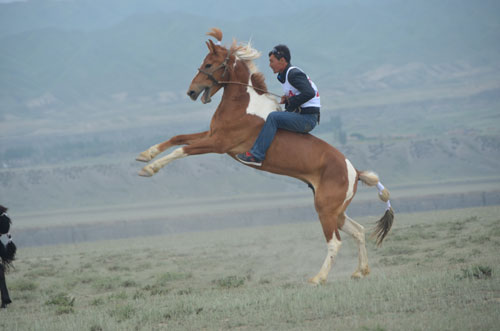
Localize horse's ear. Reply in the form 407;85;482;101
207;39;218;54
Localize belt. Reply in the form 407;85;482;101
298;106;320;115
287;107;320;123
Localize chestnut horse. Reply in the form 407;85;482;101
136;28;394;284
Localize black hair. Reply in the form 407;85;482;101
269;44;291;63
0;205;10;235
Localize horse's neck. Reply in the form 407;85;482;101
213;60;253;119
214;60;278;122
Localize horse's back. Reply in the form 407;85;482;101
273;129;347;163
262;129;350;183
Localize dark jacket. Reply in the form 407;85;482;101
277;64;319;114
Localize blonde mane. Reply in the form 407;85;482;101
229;39;260;74
207;28;261;74
206;28;271;97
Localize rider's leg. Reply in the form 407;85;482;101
250;112;317;160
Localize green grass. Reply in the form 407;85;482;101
2;206;500;330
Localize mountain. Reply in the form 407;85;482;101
1;0;499;120
1;0;500;214
0;0;359;37
2;133;499;214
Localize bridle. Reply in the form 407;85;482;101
197;50;282;98
197;50;232;85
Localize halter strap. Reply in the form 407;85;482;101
197;50;232;85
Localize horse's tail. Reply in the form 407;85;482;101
358;170;394;246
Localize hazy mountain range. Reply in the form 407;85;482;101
2;0;499;120
1;0;499;214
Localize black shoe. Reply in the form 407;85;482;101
236;152;262;166
1;298;11;308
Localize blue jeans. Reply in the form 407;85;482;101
250;111;318;160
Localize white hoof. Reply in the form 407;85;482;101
138;165;155;177
136;146;160;162
136;151;152;162
351;271;363;279
351;266;370;279
308;276;325;285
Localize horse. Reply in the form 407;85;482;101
136;28;394;284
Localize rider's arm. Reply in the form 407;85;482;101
285;69;315;111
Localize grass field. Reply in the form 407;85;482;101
2;206;500;330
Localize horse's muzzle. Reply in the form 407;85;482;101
187;89;198;100
187;87;211;104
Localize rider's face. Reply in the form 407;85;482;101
269;54;287;74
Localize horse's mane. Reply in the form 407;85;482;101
250;72;268;95
207;28;223;42
229;39;259;72
233;42;269;95
231;41;260;62
207;28;269;95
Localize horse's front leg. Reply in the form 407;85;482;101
136;131;209;162
138;136;224;177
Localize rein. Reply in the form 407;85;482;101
218;80;282;98
197;51;282;99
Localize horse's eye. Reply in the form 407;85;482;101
204;64;212;69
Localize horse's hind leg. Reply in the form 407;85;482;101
309;212;342;285
136;131;209;162
340;213;370;279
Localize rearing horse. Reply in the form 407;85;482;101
136;28;394;284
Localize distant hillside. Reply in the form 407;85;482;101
0;0;328;37
1;0;499;120
1;133;499;213
1;0;499;215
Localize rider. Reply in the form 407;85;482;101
236;44;320;166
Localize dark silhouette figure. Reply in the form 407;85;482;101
0;205;17;308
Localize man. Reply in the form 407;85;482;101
0;205;16;308
236;44;320;166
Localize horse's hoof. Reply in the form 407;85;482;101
351;271;363;279
307;277;324;285
351;267;370;279
137;146;160;162
138;166;155;177
136;151;152;162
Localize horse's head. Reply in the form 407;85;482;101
187;28;232;104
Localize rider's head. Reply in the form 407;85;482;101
269;45;290;63
269;44;290;73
